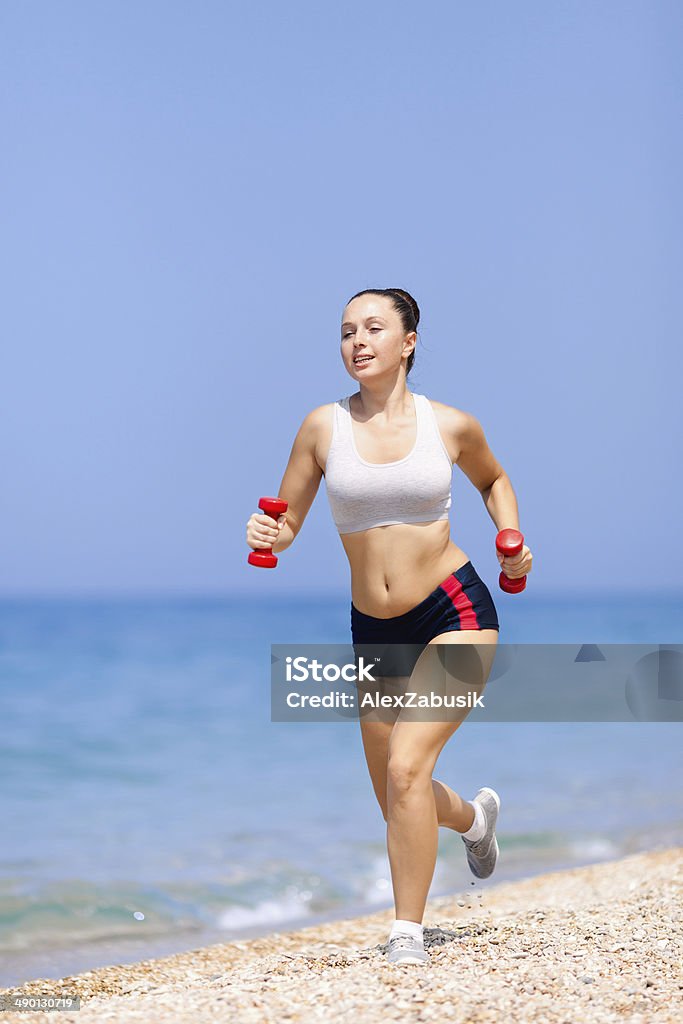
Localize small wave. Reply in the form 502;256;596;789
568;836;620;859
217;891;313;930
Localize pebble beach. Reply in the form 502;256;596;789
1;846;680;1023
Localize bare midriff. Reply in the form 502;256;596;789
340;521;470;618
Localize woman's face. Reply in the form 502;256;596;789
340;295;415;381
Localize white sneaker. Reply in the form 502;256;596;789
462;786;501;879
386;932;429;965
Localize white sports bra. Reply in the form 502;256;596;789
323;392;453;535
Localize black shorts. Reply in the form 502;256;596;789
351;561;499;678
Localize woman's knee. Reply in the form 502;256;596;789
387;754;431;798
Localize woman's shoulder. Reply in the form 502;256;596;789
423;395;472;431
298;401;347;473
304;398;343;425
423;396;484;461
296;399;344;444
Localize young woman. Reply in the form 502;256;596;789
246;288;532;966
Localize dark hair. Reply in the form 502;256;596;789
345;287;420;377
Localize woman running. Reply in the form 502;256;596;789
246;288;532;966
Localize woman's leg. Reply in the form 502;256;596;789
385;629;498;923
358;713;474;827
357;710;396;822
357;657;494;827
385;716;464;922
358;695;474;828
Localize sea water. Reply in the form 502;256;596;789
0;589;681;985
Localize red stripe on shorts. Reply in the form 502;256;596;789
439;573;480;629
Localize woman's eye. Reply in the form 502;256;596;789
342;327;381;338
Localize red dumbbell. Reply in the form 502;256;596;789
248;497;289;568
496;529;527;593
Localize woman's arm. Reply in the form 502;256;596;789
429;400;533;580
451;409;533;577
270;406;326;555
449;409;520;532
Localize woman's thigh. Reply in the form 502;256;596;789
425;628;499;692
387;629;499;769
355;629;499;812
358;703;465;816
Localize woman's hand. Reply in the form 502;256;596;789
496;543;533;579
246;510;287;551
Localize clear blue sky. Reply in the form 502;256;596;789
2;1;681;597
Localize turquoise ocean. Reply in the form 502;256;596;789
1;588;682;986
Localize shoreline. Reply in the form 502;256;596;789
0;847;641;991
1;847;680;1023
